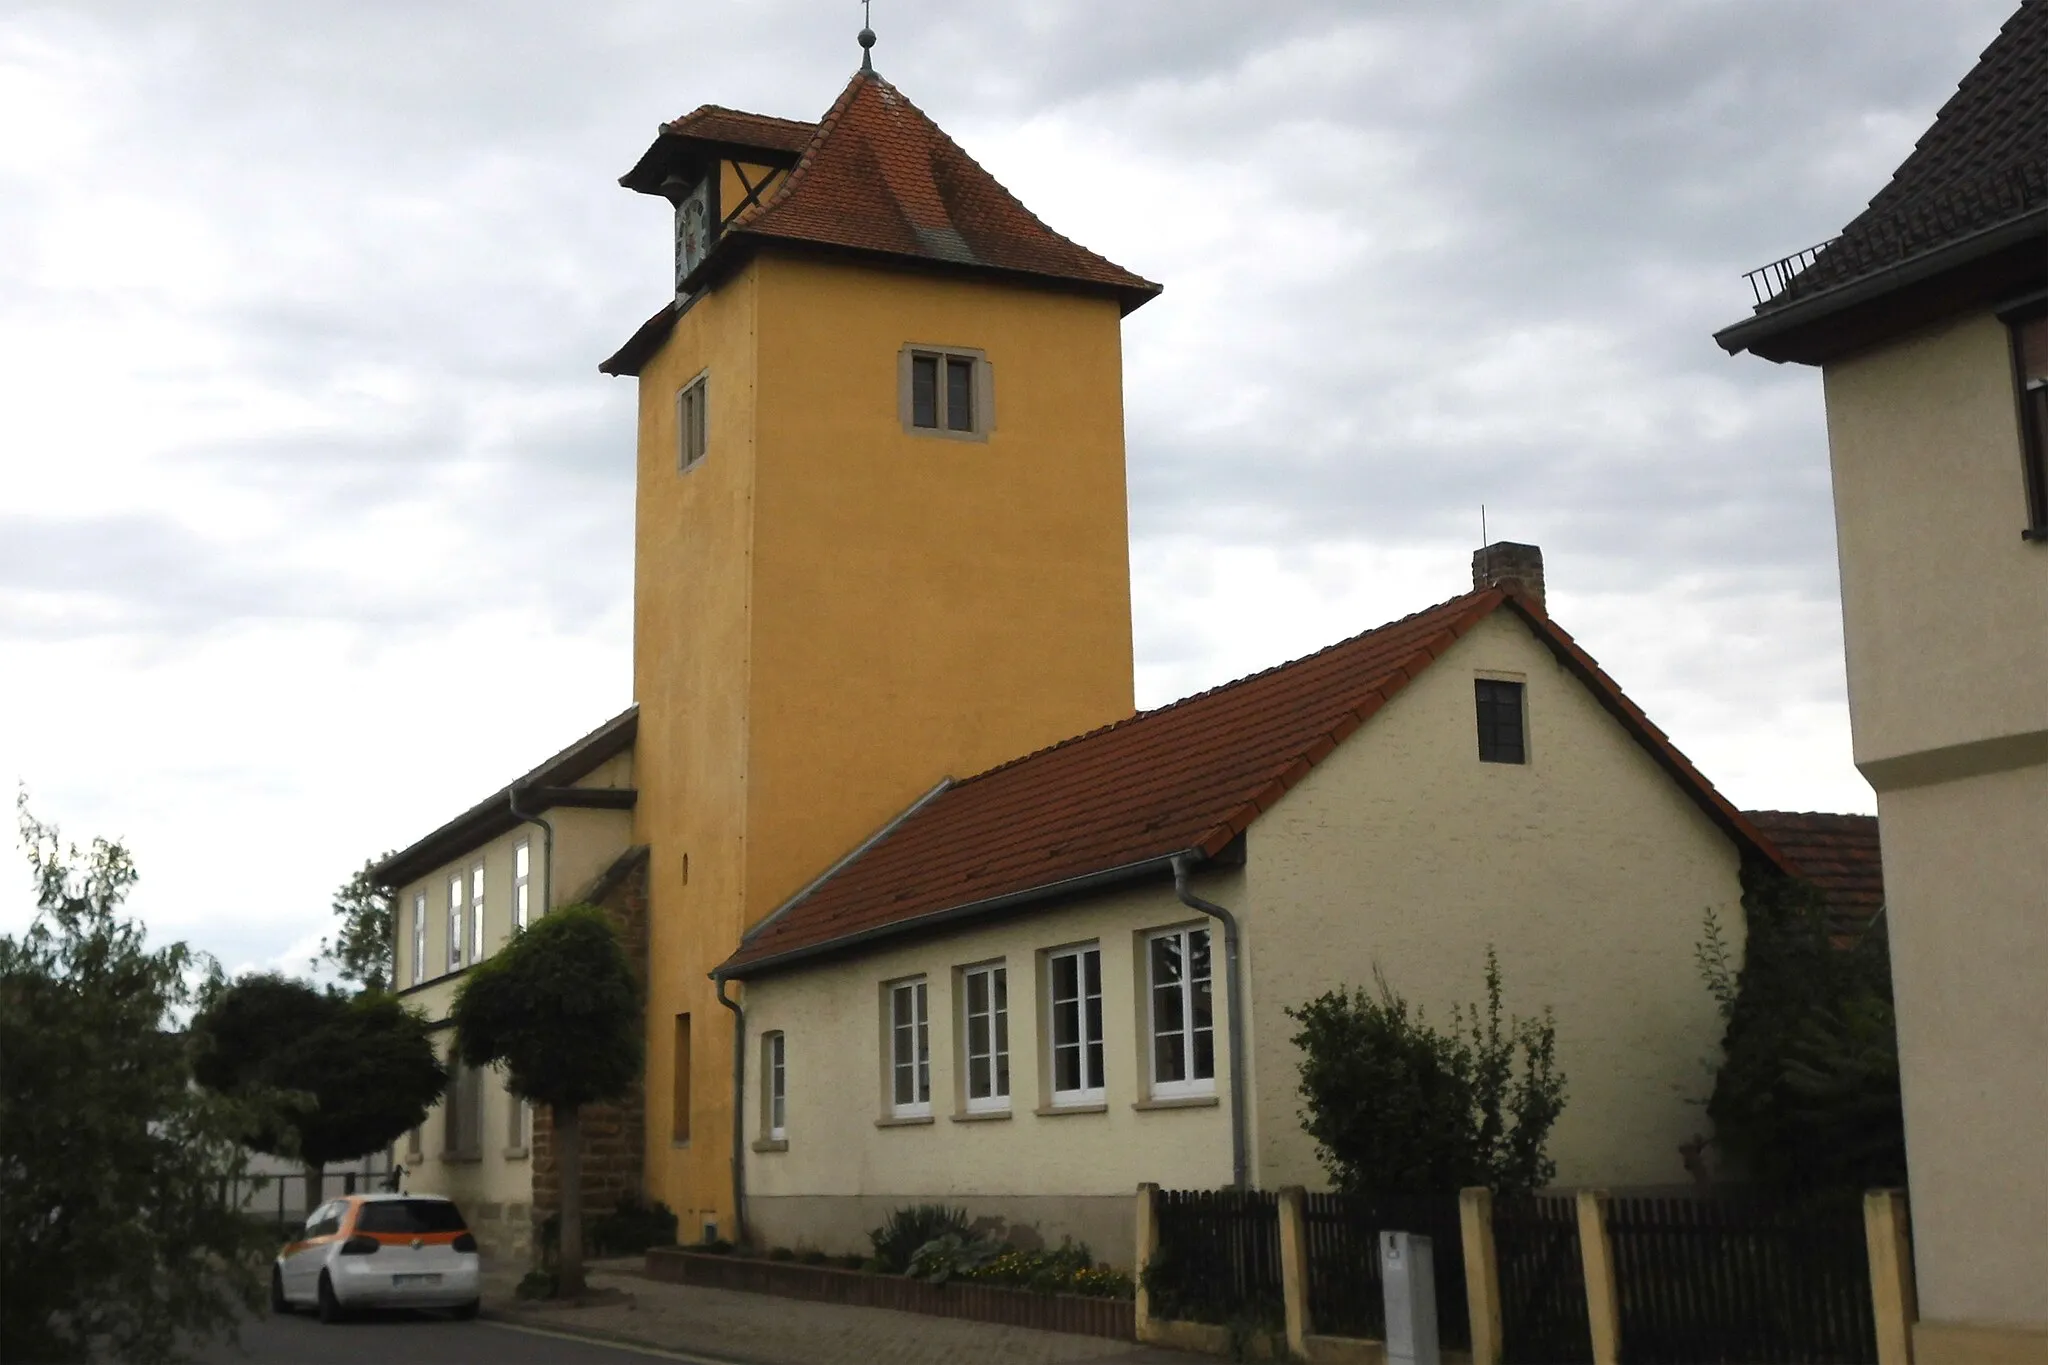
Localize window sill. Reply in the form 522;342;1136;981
1034;1102;1109;1117
438;1153;482;1165
951;1108;1013;1123
876;1114;935;1128
670;1139;693;1150
1134;1094;1219;1111
2025;527;2048;542
751;1138;789;1153
502;1146;529;1161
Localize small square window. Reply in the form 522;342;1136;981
901;346;991;439
1476;679;1526;764
677;372;709;472
2009;309;2048;537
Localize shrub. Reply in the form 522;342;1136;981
960;1239;1134;1299
767;1246;796;1262
907;1232;1002;1284
869;1204;971;1273
798;1249;830;1266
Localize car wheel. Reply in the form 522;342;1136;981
270;1267;290;1315
317;1271;346;1325
452;1299;480;1321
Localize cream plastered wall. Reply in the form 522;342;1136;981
632;249;1141;1234
741;877;1235;1258
1874;762;2048;1331
1244;610;1746;1191
1821;312;2048;783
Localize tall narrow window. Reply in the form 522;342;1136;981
677;372;709;472
469;862;486;962
961;964;1010;1112
765;1032;787;1140
2011;309;2048;536
672;1014;693;1144
513;840;532;930
901;346;990;438
444;1063;482;1159
411;891;426;986
911;355;939;429
507;1093;530;1150
889;979;931;1118
1475;679;1527;764
945;356;975;431
1148;928;1216;1099
406;1126;422;1160
1048;946;1105;1105
446;872;465;971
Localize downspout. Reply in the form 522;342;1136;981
1172;852;1250;1191
713;973;748;1247
507;787;555;915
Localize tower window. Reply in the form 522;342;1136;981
900;345;991;440
1476;679;1527;764
677;372;708;472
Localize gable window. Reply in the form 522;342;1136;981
900;345;992;439
2010;308;2048;538
763;1031;787;1140
1147;927;1216;1099
1475;679;1527;764
888;979;931;1119
469;862;486;963
677;371;709;472
446;872;465;971
410;891;426;986
1047;945;1105;1105
961;964;1010;1113
513;840;532;930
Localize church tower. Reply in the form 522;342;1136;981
602;63;1159;1229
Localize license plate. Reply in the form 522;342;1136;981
392;1273;442;1286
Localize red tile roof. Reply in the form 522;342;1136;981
662;105;818;156
720;590;1788;978
1742;810;1885;939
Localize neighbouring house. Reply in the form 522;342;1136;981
1715;3;2047;1356
714;549;1796;1265
372;707;642;1265
1741;810;1884;943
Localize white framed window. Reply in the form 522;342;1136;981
961;963;1010;1113
507;1093;530;1150
1147;926;1216;1099
677;371;709;472
410;891;426;986
888;979;931;1119
513;839;532;930
446;872;465;972
899;345;992;440
469;861;486;963
1047;945;1104;1105
765;1032;787;1140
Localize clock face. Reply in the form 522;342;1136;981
674;181;712;294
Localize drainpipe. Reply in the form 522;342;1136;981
713;972;748;1247
507;787;555;916
1172;852;1250;1191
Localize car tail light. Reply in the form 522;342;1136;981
339;1235;380;1255
452;1233;478;1254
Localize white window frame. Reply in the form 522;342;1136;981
677;371;709;472
765;1031;787;1140
507;1093;530;1151
1046;944;1105;1106
410;891;426;986
446;872;465;972
960;963;1010;1113
1146;926;1217;1100
899;344;993;441
887;979;931;1119
513;839;532;931
469;861;486;963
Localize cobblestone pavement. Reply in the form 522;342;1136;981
488;1261;1203;1365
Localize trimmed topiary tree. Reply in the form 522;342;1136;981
450;904;641;1298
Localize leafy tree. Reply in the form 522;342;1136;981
1700;863;1905;1191
451;904;641;1298
315;857;395;993
1;800;269;1364
190;973;445;1192
1288;948;1566;1197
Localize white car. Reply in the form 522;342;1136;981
271;1192;483;1322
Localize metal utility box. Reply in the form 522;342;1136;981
1381;1230;1440;1365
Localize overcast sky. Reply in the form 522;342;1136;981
1;0;2014;977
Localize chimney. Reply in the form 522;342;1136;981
1473;541;1545;615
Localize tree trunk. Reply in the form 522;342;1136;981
554;1103;585;1298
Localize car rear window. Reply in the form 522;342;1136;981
353;1200;469;1234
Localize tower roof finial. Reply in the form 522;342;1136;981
858;0;876;72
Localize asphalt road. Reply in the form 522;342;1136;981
194;1308;736;1364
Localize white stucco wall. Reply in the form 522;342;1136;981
1244;609;1746;1192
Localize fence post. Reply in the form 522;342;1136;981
1134;1183;1160;1340
1460;1187;1503;1365
1865;1189;1917;1365
1277;1187;1311;1357
1576;1190;1620;1365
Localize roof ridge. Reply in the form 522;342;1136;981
947;588;1503;790
664;103;818;135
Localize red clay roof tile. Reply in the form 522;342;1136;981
1742;810;1885;939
